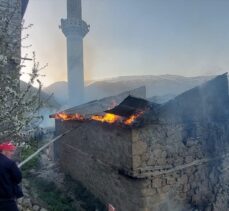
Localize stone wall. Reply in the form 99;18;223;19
54;74;229;211
59;138;145;211
55;119;229;210
132;121;229;210
55;120;147;211
0;0;22;57
0;0;23;85
55;120;133;171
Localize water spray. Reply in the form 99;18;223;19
18;128;74;168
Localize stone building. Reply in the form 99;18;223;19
53;73;229;211
0;0;29;79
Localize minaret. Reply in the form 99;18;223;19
60;0;89;106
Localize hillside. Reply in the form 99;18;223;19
20;80;60;109
43;81;68;105
43;75;215;105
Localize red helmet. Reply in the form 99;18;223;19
0;141;16;151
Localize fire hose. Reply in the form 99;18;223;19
18;129;73;168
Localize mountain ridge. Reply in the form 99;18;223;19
43;75;218;105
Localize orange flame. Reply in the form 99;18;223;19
91;113;121;124
52;111;144;125
124;111;144;125
54;112;85;121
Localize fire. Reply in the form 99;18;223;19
91;113;121;124
52;111;144;125
54;112;85;121
124;111;144;125
90;111;144;125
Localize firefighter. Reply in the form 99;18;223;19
0;141;23;211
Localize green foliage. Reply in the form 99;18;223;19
30;178;79;211
28;176;106;211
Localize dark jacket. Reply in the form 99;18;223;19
0;153;23;199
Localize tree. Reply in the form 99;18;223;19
0;1;44;143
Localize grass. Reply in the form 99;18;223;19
29;176;106;211
30;178;76;211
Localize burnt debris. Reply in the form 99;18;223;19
105;95;151;117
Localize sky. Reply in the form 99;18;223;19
21;0;229;87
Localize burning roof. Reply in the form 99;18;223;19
105;96;150;117
50;95;151;126
50;74;229;126
61;86;146;116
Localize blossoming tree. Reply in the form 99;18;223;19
0;1;44;142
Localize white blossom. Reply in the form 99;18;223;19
0;3;44;144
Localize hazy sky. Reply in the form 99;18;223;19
21;0;229;87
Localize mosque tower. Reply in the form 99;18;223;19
60;0;89;106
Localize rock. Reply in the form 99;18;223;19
17;198;23;204
23;179;30;189
166;176;176;185
147;155;157;166
133;155;142;168
153;149;162;157
133;141;147;155
23;190;30;198
142;187;157;196
161;184;170;193
17;204;23;211
22;198;32;208
186;138;197;147
40;208;48;211
32;205;40;211
141;153;150;163
185;156;193;163
180;175;188;184
152;178;162;188
156;158;166;166
161;150;167;158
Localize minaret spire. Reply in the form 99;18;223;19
67;0;82;19
60;0;89;106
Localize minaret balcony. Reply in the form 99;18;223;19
60;19;90;38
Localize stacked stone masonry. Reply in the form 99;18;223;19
54;74;229;211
